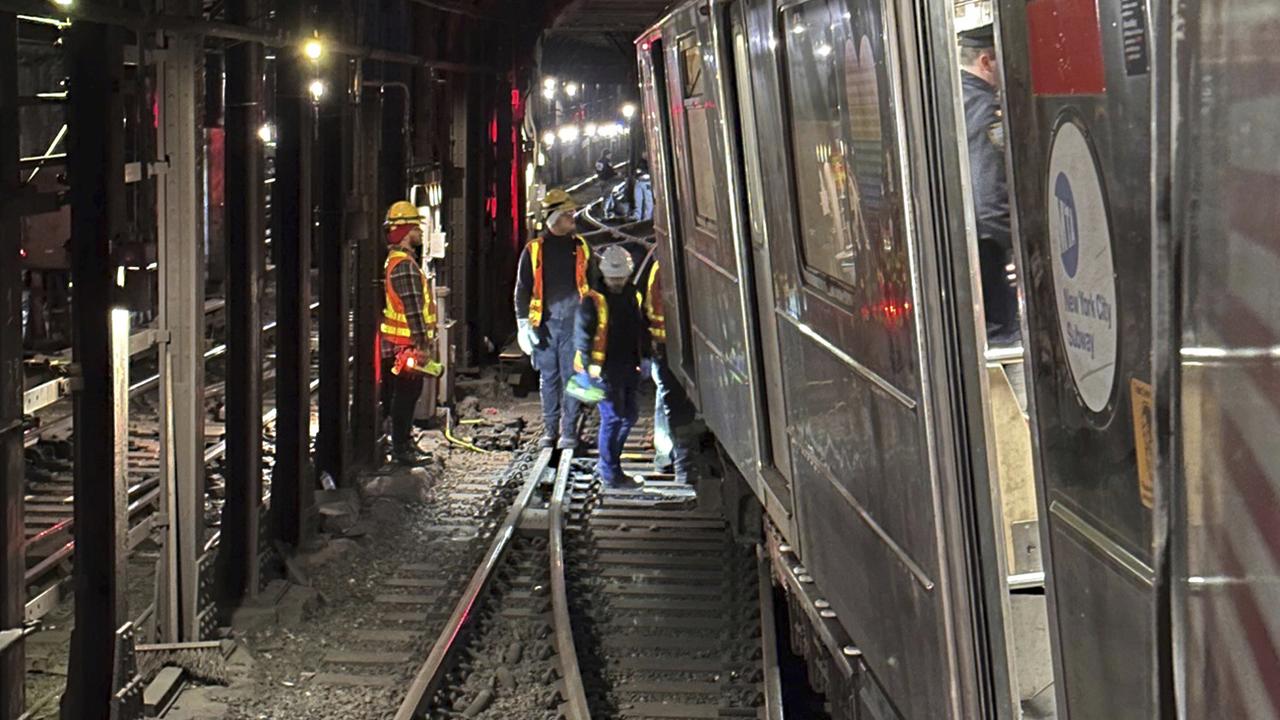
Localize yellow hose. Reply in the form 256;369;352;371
444;418;489;453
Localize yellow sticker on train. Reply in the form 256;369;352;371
1130;378;1155;509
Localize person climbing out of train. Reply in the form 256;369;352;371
514;188;593;450
380;201;441;465
959;23;1021;346
574;245;649;491
641;255;695;484
596;149;620;218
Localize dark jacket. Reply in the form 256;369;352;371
574;280;649;379
595;157;618;182
513;231;583;322
961;71;1011;249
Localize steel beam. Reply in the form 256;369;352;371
0;13;24;720
156;18;207;642
62;16;127;720
219;0;264;602
351;95;381;466
316;51;352;484
272;22;314;546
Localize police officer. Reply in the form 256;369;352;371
514;189;592;449
959;24;1020;345
575;246;648;491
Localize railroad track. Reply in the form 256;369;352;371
396;414;785;720
21;302;320;624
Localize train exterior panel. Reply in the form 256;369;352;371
642;1;1010;717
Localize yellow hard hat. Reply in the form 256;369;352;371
541;188;579;214
385;200;423;228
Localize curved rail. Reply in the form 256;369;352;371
394;447;555;720
549;449;592;719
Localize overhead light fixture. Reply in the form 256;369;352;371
620;102;637;120
51;0;73;7
257;123;275;143
542;86;556;101
583;122;598;138
541;131;556;148
542;77;558;91
308;79;326;102
565;82;579;98
303;35;324;61
558;125;579;143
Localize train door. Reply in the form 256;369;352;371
998;0;1158;716
637;31;698;402
737;0;1014;716
1171;0;1280;716
719;0;795;527
661;6;765;484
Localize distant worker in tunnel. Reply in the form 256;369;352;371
515;189;593;449
631;156;654;222
641;256;694;484
959;23;1020;346
575;245;648;491
596;149;620;218
381;201;440;465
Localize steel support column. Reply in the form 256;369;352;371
0;13;24;720
62;17;127;720
220;0;264;602
317;56;352;483
272;39;314;546
156;21;207;642
351;92;380;466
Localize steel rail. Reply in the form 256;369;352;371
757;544;786;720
549;449;592;719
394;447;554;720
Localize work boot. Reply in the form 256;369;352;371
556;436;578;450
538;434;556;450
607;474;643;492
393;443;428;465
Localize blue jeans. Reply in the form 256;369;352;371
597;371;640;483
631;179;653;221
533;314;581;441
653;358;694;479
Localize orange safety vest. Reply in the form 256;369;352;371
528;235;591;327
644;260;665;343
381;249;437;345
575;288;644;378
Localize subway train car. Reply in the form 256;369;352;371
636;0;1280;719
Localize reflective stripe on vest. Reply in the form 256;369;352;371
382;250;437;344
580;288;644;374
644;260;666;342
528;236;591;327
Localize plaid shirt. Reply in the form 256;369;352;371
381;252;432;359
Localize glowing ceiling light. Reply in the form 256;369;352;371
620;102;637;120
303;36;324;61
565;82;579;98
308;79;326;102
541;131;556;148
558;125;579;143
542;86;556;101
583;122;598;138
51;0;73;7
257;123;275;143
542;77;558;91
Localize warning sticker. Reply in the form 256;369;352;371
1130;378;1155;509
1047;118;1118;413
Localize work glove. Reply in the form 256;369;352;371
517;318;540;355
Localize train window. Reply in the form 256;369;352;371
780;0;905;310
679;35;719;229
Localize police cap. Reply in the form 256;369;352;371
958;23;996;49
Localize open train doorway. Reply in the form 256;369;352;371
952;1;1055;717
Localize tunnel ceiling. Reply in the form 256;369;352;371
537;0;672;83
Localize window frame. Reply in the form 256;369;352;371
677;32;720;232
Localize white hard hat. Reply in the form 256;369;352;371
598;245;634;280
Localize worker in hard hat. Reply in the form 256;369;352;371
381;201;439;465
574;245;648;490
514;189;592;449
640;256;695;484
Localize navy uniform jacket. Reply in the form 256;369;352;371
962;71;1011;250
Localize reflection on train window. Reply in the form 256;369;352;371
733;28;768;249
680;35;719;229
781;0;906;320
